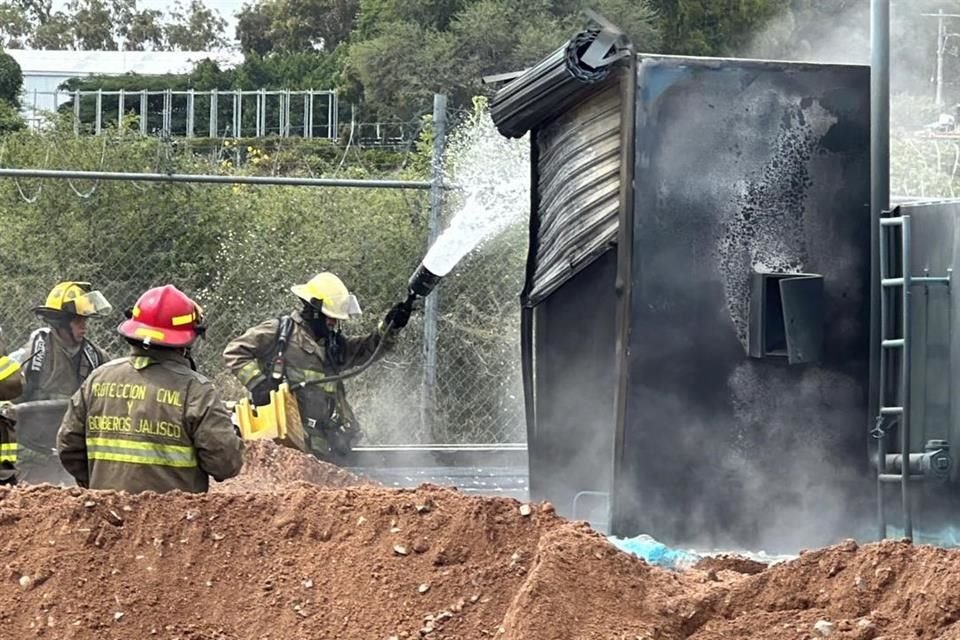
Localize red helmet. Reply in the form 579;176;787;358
118;285;205;348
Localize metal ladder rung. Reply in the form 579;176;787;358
877;211;915;542
879;473;925;483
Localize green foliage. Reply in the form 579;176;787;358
0;0;228;50
0;101;24;134
649;0;780;56
236;0;359;54
165;0;227;50
0;110;527;443
356;0;468;37
342;21;460;119
0;48;22;107
0;47;23;133
230;0;660;118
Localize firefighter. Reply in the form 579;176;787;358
57;284;244;493
0;328;23;485
10;281;112;483
223;272;412;463
12;281;112;400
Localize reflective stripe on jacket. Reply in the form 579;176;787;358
57;347;244;493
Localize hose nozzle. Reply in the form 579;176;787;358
408;263;442;299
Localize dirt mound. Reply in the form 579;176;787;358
1;483;960;640
694;554;769;576
690;538;960;640
213;439;376;492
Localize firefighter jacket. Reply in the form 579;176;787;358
222;310;395;455
13;328;108;402
57;347;245;493
0;332;20;484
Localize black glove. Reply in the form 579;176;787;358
384;300;412;330
250;377;279;406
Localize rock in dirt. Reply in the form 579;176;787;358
814;619;836;637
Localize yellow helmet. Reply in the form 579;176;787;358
34;281;113;318
290;272;361;320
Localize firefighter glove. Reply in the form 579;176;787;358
250;377;279;406
384;301;412;330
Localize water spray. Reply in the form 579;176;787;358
292;108;528;389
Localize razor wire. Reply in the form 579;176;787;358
0;107;527;446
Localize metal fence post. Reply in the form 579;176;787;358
73;90;80;135
209;89;218;138
118;88;125;130
186;89;195;138
95;89;102;135
422;93;447;439
140;90;148;136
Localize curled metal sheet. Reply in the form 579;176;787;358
523;84;622;306
490;28;628;139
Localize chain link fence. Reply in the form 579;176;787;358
0;108;527;445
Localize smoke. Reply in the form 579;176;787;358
745;1;942;124
744;2;870;66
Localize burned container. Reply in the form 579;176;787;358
493;30;874;551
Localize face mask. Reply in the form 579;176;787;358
302;303;329;339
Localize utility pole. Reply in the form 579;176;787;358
922;10;960;107
938;8;946;106
871;0;890;542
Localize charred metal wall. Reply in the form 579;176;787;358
611;57;873;552
528;250;618;523
521;79;625;524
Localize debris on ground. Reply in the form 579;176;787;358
2;444;960;639
213;439;376;492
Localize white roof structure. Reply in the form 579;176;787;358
10;49;243;128
9;49;243;77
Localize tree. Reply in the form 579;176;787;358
0;47;22;106
236;0;359;54
343;20;459;119
343;0;659;119
356;0;467;37
66;0;116;49
164;0;228;50
0;48;24;133
114;0;165;50
236;2;276;55
0;2;31;47
648;0;779;56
